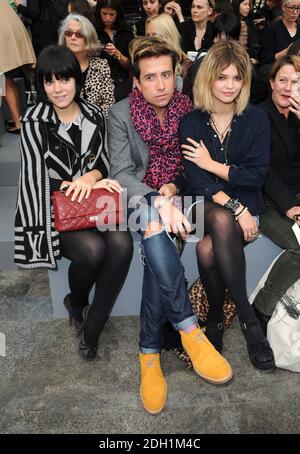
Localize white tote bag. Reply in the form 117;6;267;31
267;284;300;372
249;252;300;372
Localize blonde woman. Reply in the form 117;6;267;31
180;0;215;53
180;40;275;371
146;13;190;91
261;0;300;66
59;13;115;118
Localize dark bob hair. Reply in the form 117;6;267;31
139;0;162;18
94;0;127;31
35;45;82;104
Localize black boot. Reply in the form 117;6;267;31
239;320;275;371
253;305;271;336
78;306;98;361
205;322;224;353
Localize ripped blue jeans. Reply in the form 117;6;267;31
135;204;198;354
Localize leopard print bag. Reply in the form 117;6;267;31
172;278;236;368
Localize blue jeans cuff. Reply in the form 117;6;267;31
174;314;198;331
140;346;161;354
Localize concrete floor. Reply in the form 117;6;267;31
0;269;299;434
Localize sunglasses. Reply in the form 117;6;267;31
285;5;300;10
64;30;84;39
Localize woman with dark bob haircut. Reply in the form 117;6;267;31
14;45;133;362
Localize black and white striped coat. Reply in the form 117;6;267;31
14;98;109;269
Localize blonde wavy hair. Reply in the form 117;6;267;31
193;40;252;115
146;13;185;73
59;13;101;57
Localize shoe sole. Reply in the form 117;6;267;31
78;347;97;362
181;336;233;384
140;384;168;415
193;360;233;385
251;362;276;372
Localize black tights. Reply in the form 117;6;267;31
196;202;257;325
60;229;133;345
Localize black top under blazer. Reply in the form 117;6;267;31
179;20;215;53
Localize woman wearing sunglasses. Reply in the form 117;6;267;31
59;13;115;118
14;45;133;361
261;0;300;68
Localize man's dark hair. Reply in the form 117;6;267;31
35;45;82;103
130;36;178;80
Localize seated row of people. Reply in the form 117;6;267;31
14;36;300;414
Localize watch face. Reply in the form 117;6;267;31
232;201;241;214
225;199;240;214
232;201;240;211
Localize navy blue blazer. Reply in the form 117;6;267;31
179;104;270;215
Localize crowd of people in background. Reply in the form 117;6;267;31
1;0;299;415
2;0;300;129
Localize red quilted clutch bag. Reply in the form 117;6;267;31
52;188;125;232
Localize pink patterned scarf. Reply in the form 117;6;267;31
129;87;193;190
